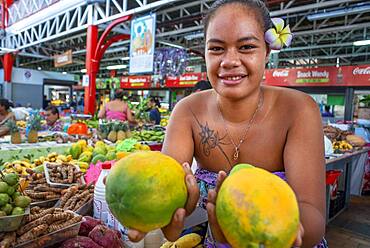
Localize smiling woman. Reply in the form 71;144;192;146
125;1;327;247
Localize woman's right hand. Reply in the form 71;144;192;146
128;162;200;242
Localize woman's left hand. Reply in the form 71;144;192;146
206;171;228;244
207;171;305;247
293;222;304;247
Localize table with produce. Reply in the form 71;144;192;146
1;120;369;247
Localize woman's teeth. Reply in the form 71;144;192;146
225;76;243;80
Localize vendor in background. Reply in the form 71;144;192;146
98;89;135;123
0;99;15;137
193;80;212;93
43;106;64;132
148;97;161;125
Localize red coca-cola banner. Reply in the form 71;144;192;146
265;67;338;86
120;75;151;88
341;65;370;86
165;72;207;88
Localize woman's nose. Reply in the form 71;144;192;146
220;49;241;68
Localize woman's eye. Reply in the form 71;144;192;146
240;45;255;50
208;47;223;52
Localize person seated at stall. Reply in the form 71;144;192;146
322;105;334;117
0;99;15;137
147;97;161;125
98;89;135;123
193;80;212;93
43;105;64;132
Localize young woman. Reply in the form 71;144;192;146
148;97;161;125
129;0;326;247
98;90;135;123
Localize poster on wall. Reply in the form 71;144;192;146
129;13;156;74
341;65;370;86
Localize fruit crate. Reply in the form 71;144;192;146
15;213;84;248
329;190;345;219
0;207;30;232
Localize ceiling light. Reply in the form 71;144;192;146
270;50;280;54
106;64;127;70
307;4;370;21
157;41;184;49
80;68;87;73
62;72;67;74
121;57;130;61
353;40;370;46
184;32;204;40
37;67;42;70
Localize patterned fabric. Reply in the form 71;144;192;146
194;168;329;248
42;119;64;132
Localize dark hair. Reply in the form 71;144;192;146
149;97;161;108
204;0;272;37
45;105;59;118
194;80;212;92
0;98;13;110
114;90;124;100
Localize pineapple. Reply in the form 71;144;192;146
7;120;21;144
28;114;41;143
117;123;126;141
124;122;132;138
107;122;118;143
98;123;109;140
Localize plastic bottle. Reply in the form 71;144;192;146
93;161;111;225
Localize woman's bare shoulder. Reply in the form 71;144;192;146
173;90;214;114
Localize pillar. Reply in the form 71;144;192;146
84;25;98;115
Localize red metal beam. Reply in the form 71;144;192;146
95;34;130;63
3;53;13;82
84;25;98;115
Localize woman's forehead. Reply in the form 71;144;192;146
206;6;264;41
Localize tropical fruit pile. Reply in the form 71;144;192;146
98;121;132;143
131;129;165;143
0;173;31;217
160;233;202;248
216;164;300;248
106;151;187;232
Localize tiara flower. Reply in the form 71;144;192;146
264;18;293;50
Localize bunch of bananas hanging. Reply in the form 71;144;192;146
161;233;202;248
333;140;353;152
2;160;34;175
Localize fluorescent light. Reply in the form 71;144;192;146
307;4;370;21
353;40;370;46
121;57;130;61
157;41;184;49
37;67;42;70
106;64;127;70
62;72;67;74
80;68;87;73
0;47;17;52
184;32;204;40
270;50;280;54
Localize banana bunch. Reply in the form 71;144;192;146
16;120;27;128
72;161;90;173
161;233;202;248
2;160;34;175
333;140;353;151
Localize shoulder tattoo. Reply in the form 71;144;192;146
190;108;232;167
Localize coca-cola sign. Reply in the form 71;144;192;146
342;65;370;85
353;67;370;75
272;70;289;77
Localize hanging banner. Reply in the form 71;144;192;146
265;67;338;86
165;72;207;88
120;76;152;88
129;13;156;74
341;65;370;86
54;50;73;67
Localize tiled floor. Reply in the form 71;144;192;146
326;196;370;248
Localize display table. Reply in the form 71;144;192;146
0;142;71;162
325;147;370;223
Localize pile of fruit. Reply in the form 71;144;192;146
161;233;202;248
0;173;31;217
131;129;165;143
323;125;352;142
332;140;353;153
98;121;132;143
2;160;35;176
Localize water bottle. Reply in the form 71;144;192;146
93;162;111;224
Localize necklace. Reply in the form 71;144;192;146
217;90;264;161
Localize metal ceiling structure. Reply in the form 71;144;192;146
1;0;370;77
